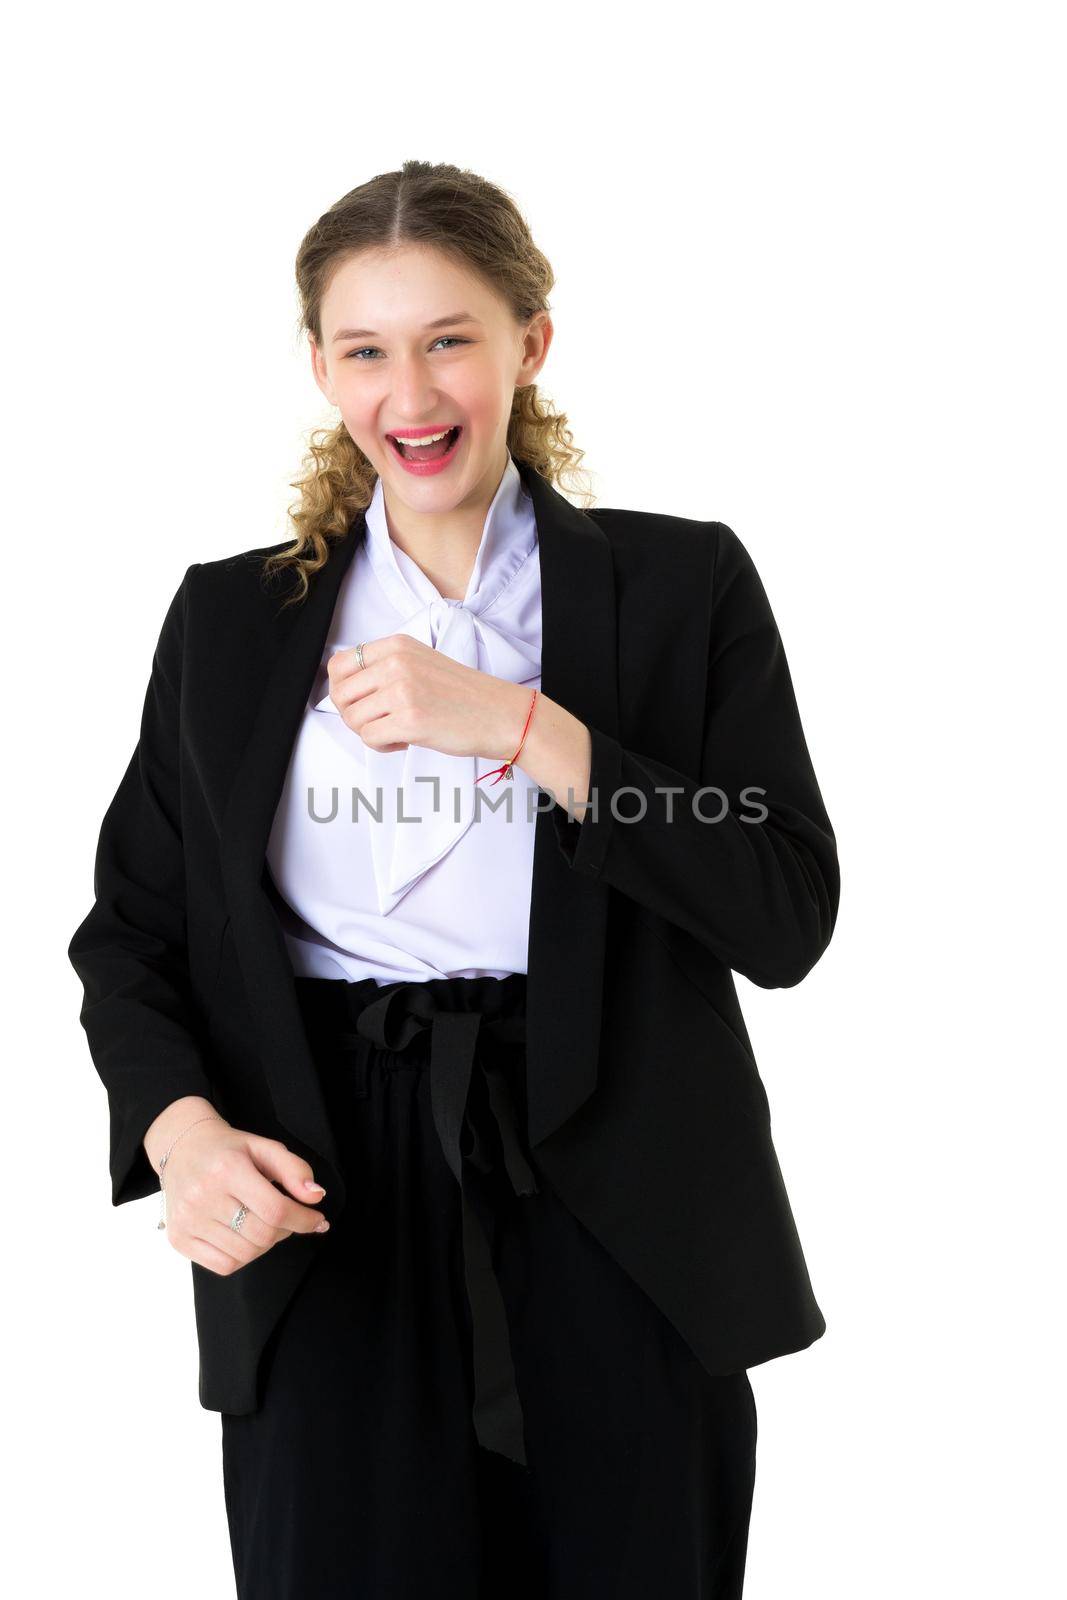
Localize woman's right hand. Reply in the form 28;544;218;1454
157;1117;331;1276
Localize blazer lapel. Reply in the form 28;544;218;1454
219;460;619;1215
519;462;619;1146
219;521;365;1204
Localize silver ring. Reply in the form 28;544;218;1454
230;1204;249;1233
355;642;367;670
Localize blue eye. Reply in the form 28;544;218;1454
345;336;470;361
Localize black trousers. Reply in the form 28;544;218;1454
220;974;758;1598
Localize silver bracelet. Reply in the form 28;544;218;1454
156;1114;224;1231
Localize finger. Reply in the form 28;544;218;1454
180;1141;296;1237
213;1195;291;1250
239;1171;324;1237
241;1140;330;1233
181;1234;244;1275
201;1215;266;1266
327;633;420;701
358;710;410;752
327;641;380;693
245;1133;326;1204
338;665;390;719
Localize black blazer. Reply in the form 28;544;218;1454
68;459;840;1415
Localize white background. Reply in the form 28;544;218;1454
5;2;1063;1594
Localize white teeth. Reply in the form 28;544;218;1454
391;427;456;446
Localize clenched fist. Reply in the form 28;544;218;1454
325;633;531;759
147;1099;330;1277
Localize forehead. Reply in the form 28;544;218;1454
321;244;496;336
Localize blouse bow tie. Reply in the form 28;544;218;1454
312;597;541;915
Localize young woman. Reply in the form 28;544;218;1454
69;159;840;1599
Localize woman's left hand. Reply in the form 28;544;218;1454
325;635;532;760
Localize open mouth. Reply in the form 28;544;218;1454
387;425;462;463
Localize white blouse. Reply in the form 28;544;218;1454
265;450;543;983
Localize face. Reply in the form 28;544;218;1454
310;244;552;514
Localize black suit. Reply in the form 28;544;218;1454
68;458;840;1417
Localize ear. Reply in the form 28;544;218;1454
309;332;338;406
520;311;553;386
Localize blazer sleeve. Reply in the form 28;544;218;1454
68;563;217;1206
551;522;840;988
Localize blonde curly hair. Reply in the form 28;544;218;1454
263;159;594;606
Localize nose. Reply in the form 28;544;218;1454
385;358;450;420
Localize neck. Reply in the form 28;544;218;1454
381;451;510;600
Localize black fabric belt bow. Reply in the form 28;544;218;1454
330;980;538;1467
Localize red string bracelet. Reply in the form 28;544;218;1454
476;688;539;786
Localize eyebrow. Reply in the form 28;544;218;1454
331;313;483;343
